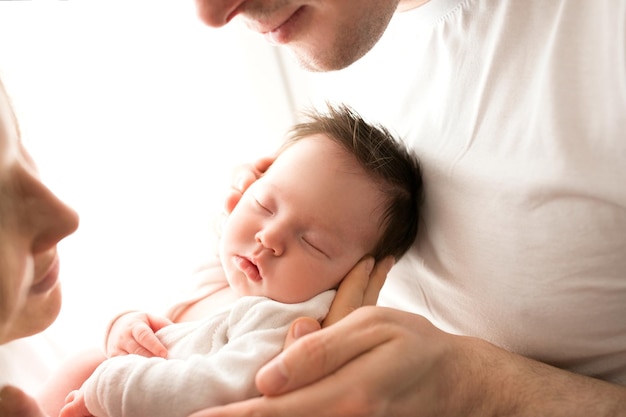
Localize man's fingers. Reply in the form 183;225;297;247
256;308;385;396
283;317;321;349
189;374;353;417
363;256;394;306
256;317;321;395
322;257;374;327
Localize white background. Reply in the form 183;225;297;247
0;1;301;362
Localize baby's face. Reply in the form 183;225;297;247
0;83;79;343
219;134;385;303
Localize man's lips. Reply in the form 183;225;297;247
234;255;263;282
264;7;306;44
245;6;303;35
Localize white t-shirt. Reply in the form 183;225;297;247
298;0;626;383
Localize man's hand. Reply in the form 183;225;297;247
187;306;626;417
105;311;172;358
322;255;393;327
188;307;469;417
267;254;394;360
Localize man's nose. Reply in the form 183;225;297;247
194;0;244;27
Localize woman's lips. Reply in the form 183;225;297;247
31;257;60;294
234;255;262;282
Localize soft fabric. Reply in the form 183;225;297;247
83;290;335;417
328;0;625;383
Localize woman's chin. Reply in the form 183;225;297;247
10;284;62;341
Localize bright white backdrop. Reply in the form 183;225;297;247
0;1;299;366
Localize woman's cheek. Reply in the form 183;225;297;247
0;250;33;343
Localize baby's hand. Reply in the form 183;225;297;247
105;311;172;358
59;390;92;417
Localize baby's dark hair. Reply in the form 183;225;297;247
281;103;422;261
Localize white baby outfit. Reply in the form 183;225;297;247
82;290;334;417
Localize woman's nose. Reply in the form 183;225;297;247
27;180;80;254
